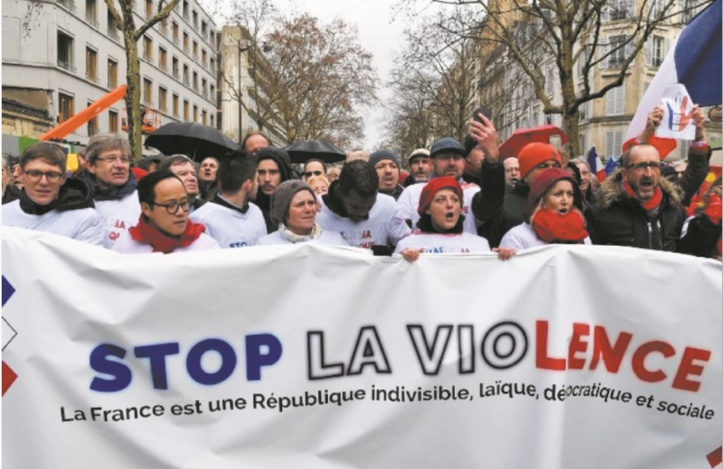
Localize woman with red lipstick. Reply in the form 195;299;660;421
499;168;591;251
395;176;490;262
256;180;347;246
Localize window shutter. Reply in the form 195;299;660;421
606;131;615;157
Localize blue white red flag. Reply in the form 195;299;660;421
586;146;606;181
624;0;722;156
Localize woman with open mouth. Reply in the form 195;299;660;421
394;176;491;262
499;168;591;252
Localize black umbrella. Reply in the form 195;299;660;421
284;140;346;164
145;122;237;162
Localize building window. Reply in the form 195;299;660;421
58;93;74;123
87;101;98;136
201;109;207;125
143;77;153;104
143;36;153;61
192;71;198;91
183;100;189;121
172;56;179;79
210;57;215;73
606;35;628;68
183;0;188;19
201;49;207;67
183;64;189;85
173;94;179;117
210;84;215;99
183;32;189;53
86;0;98;27
608;0;631;20
107;11;119;40
650;36;665;67
210;114;214;127
109;109;119;132
201;21;207;37
605;85;625;115
192;10;198;29
85;47;98;82
145;0;153;18
201;78;207;98
159;16;168;35
192;40;198;59
605;130;624;158
159;86;167;111
108;58;118;88
172;21;179;44
193;105;198;122
57;30;74;72
159;46;167;71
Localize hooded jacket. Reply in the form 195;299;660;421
586;170;686;251
2;178;106;245
254;147;295;232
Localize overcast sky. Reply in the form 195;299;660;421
289;0;407;149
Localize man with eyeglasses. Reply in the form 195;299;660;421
3;142;106;245
75;134;142;248
111;170;219;253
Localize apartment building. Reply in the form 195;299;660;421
2;0;218;147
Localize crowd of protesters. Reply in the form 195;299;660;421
2;103;720;261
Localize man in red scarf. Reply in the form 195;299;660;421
111;170;219;253
587;143;686;251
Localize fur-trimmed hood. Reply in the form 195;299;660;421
596;169;682;210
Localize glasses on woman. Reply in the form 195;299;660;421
23;170;65;183
152;200;190;214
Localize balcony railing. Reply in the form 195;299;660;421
107;27;120;41
57;58;76;73
86;14;99;28
86;73;99;83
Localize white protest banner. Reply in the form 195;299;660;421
657;84;697;140
2;227;721;468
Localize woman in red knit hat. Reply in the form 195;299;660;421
499;168;590;251
394;176;491;262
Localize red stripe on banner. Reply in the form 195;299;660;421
708;446;723;467
2;361;17;396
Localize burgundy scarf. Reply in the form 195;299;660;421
531;208;588;244
622;180;663;213
129;215;206;253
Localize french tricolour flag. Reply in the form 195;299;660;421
624;0;721;157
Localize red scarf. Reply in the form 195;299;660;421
622;180;663;212
703;195;722;225
531;208;589;243
129;215;206;253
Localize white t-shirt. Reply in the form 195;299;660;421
393;231;491;254
190;199;267;248
499;222;592;251
94;191;142;249
256;229;348;246
111;230;221;253
316;193;410;249
2;200;106;246
397;180;481;234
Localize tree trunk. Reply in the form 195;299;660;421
124;35;143;162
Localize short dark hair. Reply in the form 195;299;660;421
304;158;328;173
19;142;67;170
337;160;378;198
218;151;257;193
241;131;270;151
137;169;184;205
158;154;194;172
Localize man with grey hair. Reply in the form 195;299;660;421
158;154;205;212
75;133;141;247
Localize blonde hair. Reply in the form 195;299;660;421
307;175;330;194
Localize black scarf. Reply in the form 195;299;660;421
75;169;137;201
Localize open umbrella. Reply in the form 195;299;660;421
499;125;570;159
284;140;346;164
145;122;237;162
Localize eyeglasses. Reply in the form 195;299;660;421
24;170;65;183
626;161;661;171
304;171;323;178
96;156;131;165
535;162;562;170
151;200;190;214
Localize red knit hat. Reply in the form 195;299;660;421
518;143;562;179
418;176;464;216
524;168;583;220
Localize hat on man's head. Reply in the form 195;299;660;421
417;176;464;216
256;146;293;182
518;142;562;179
430;138;466;159
368;150;401;169
270;180;316;228
408;148;430;164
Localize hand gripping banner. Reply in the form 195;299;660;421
2;227;721;468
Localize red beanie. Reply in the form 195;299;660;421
524;168;583;220
418;176;463;216
518;143;562;180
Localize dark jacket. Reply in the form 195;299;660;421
18;178;95;215
586;170;686;251
381;184;405;201
470;160;507;248
677;144;711;207
472;177;527;248
677;214;721;259
2;184;22;205
254;147;295;233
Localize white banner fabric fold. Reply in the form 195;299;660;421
2;227;721;469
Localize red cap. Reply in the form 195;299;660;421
518;143;562;179
418;177;463;216
524;168;582;220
